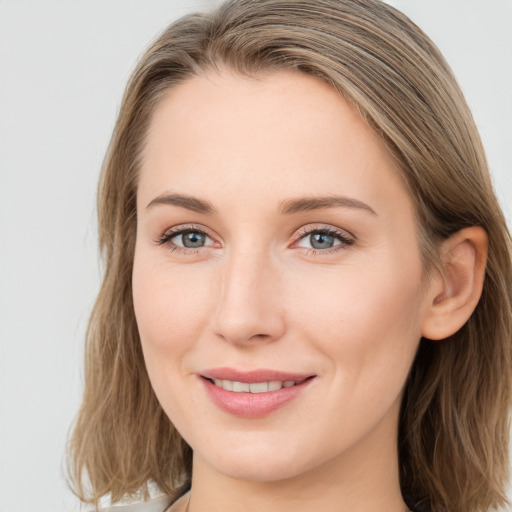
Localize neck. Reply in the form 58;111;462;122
187;402;408;512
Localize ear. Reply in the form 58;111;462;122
421;226;488;340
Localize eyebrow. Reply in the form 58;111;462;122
279;195;377;215
146;193;217;214
146;192;377;216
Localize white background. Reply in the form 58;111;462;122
0;1;510;511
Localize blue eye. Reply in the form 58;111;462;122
158;226;216;251
308;232;339;249
295;227;354;252
173;230;209;248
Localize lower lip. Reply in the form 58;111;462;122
201;377;314;418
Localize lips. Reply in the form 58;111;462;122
199;367;316;418
201;367;313;383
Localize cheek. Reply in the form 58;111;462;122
132;252;215;429
284;263;424;451
132;253;217;419
132;254;212;354
288;256;424;390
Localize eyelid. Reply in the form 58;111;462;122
155;222;355;256
293;223;355;240
291;224;355;254
156;223;220;251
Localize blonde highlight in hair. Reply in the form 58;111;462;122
68;1;512;511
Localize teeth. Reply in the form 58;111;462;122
233;381;250;392
249;382;269;393
212;379;298;393
268;380;282;391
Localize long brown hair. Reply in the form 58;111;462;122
67;1;512;511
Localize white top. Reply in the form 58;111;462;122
98;492;190;512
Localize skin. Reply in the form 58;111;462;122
132;69;485;512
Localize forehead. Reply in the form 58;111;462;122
139;69;411;220
143;69;381;165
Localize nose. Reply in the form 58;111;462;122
212;247;286;346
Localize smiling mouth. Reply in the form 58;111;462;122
200;371;316;417
202;377;312;393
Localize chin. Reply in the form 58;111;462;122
193;433;321;483
212;457;306;483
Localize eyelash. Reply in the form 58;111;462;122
156;224;355;256
293;226;355;256
156;224;215;255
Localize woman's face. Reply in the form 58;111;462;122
133;69;434;482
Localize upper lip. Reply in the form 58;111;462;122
200;367;315;383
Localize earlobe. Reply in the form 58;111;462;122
421;227;488;341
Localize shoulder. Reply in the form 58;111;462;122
97;495;174;512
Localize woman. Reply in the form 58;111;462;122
67;1;512;511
